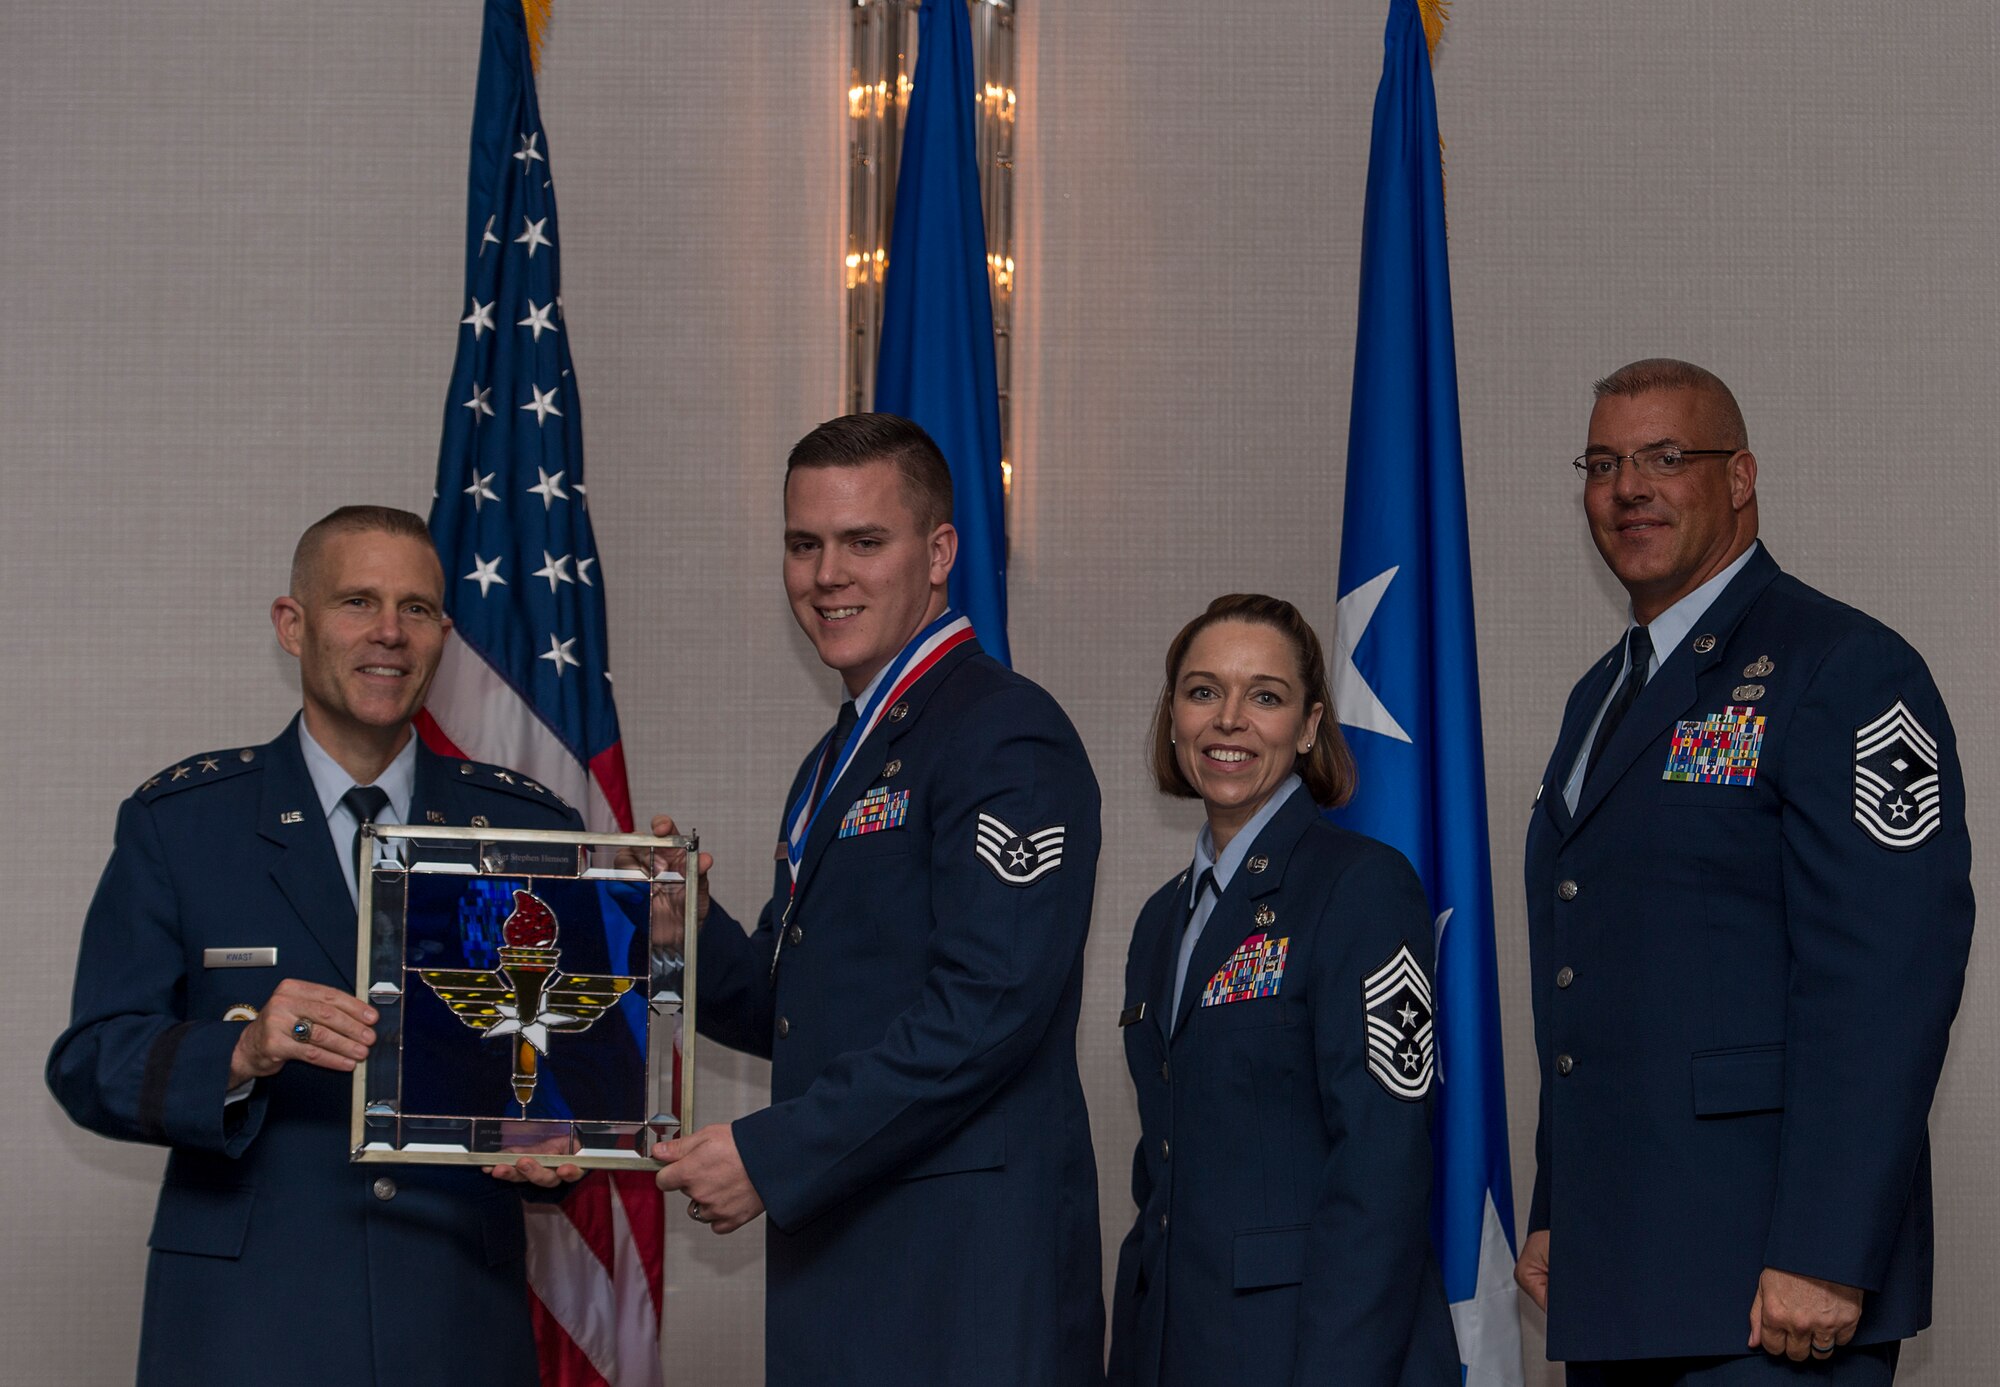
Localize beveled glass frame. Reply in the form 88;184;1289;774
349;824;697;1170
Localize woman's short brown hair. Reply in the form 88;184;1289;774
1147;593;1356;809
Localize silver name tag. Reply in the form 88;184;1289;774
204;947;277;968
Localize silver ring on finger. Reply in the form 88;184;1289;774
686;1201;708;1223
291;1019;315;1044
1810;1341;1835;1357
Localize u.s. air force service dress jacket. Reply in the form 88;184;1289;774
1109;786;1460;1387
694;641;1106;1387
47;717;582;1387
1525;545;1975;1363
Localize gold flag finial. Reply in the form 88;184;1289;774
521;0;552;74
1416;0;1449;61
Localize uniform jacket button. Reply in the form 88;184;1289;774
1159;1061;1170;1083
372;1176;397;1201
1556;966;1575;988
1160;1140;1170;1161
777;1017;791;1038
1557;879;1579;902
785;925;803;947
1159;1212;1169;1232
1556;1054;1575;1076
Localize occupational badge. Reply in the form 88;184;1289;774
1854;700;1942;850
418;889;637;1113
1663;704;1766;786
974;811;1065;885
1200;932;1289;1007
1363;944;1434;1101
839;786;909;838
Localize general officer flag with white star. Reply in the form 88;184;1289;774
420;5;657;1385
1325;2;1522;1382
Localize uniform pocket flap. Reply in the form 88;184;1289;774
148;1184;255;1259
1691;1045;1786;1116
899;1114;1006;1181
1232;1225;1307;1290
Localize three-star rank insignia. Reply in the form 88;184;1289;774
974;811;1065;886
1854;699;1942;850
1363;944;1434;1101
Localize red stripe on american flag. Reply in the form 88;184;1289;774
413;710;468;761
613;1172;666;1314
529;1293;615;1387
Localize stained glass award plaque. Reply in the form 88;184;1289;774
349;825;697;1170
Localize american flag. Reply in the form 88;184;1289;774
422;3;662;1384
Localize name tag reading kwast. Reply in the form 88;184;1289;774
204;947;277;969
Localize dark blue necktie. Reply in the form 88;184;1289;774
342;784;391;882
1584;625;1654;787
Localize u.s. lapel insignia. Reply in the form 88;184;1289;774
1246;854;1269;874
974;811;1065;885
1254;903;1276;928
426;810;447;825
471;815;490;828
279;809;304;825
1363;944;1434;1100
1854;700;1942;850
886;701;909;723
1743;655;1775;678
1201;932;1289;1006
1664;704;1766;786
1692;633;1717;654
839;786;910;838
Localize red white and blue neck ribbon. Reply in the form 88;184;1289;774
783;610;975;886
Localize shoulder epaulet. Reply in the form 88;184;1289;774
450;758;575;813
134;746;265;801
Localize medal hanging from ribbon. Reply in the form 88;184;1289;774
783;610;974;888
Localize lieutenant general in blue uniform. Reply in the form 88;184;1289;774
1109;593;1458;1387
1515;362;1975;1386
648;414;1104;1386
48;506;583;1387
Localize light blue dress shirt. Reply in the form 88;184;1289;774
1170;773;1303;1025
1561;541;1761;813
297;721;418;904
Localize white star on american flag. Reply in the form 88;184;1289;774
577;556;596;587
461;297;497;339
515;216;552;257
479;214;500;255
522;385;563;427
463;386;494;419
464;467;499;508
514;132;545;166
539;634;581;676
534;551;576;593
527;466;569;508
518;300;559;341
465;555;506;596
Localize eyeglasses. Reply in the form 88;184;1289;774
1572;446;1737;484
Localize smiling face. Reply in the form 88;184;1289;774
271;528;449;773
783;460;957;695
1583;387;1758;624
1171;619;1325;853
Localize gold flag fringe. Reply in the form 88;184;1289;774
521;0;552;73
1416;0;1448;60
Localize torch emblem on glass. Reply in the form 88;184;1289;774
419;888;637;1114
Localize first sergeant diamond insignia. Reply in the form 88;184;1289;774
1363;943;1434;1101
974;811;1065;886
1854;699;1942;850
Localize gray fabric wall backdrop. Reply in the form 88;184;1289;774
5;1;1993;1381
